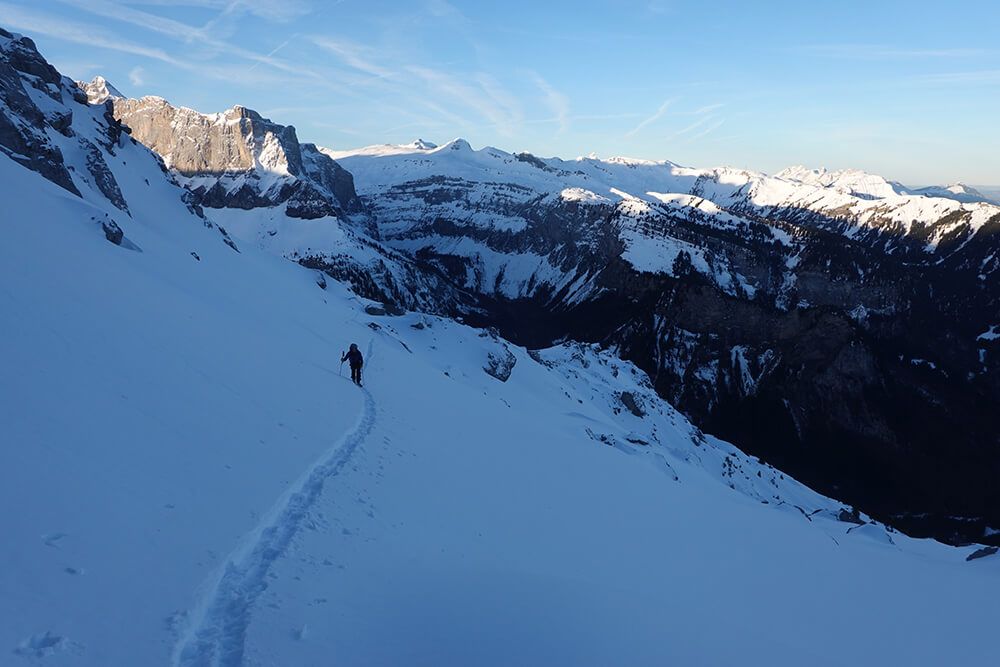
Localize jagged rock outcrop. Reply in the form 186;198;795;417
93;92;370;228
0;29;80;195
0;28;238;257
483;346;516;382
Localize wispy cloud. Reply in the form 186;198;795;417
247;36;297;72
54;0;320;78
0;2;344;94
424;0;466;21
124;0;314;23
663;114;718;141
311;38;495;133
312;36;395;78
625;98;675;137
0;3;189;66
802;44;994;60
914;69;1000;86
690;103;724;115
406;65;522;135
48;59;105;80
128;66;145;86
683;118;724;143
528;72;570;134
476;72;525;126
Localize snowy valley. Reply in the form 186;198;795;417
2;26;999;667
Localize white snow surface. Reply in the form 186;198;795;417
776;165;906;199
2;130;1000;666
978;325;1000;341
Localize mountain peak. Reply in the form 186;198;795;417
79;75;124;105
439;137;472;152
406;138;437;150
777;164;903;200
776;164;824;180
910;182;996;205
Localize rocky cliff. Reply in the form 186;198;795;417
330;139;1000;544
88;84;471;313
81;84;368;228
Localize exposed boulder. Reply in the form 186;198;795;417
965;546;998;562
484;346;516;382
620;391;645;417
100;217;123;245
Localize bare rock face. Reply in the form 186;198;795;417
110;98;278;175
100;217;124;245
619;391;645;417
484;346;516;382
78;75;123;105
966;546;998;562
0;29;80;196
103;91;370;232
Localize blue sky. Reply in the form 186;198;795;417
4;0;999;185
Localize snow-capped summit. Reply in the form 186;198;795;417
603;155;679;168
439;137;473;152
321;138;438;159
910;182;998;205
775;165;999;206
78;75;124;104
776;164;906;199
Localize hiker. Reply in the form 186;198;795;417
342;343;363;386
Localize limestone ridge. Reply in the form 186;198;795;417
83;82;371;235
80;80;471;313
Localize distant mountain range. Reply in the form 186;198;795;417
2;38;994;546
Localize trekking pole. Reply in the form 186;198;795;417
339;355;345;377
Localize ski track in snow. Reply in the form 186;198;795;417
173;347;376;667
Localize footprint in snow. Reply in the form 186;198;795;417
13;631;82;658
42;532;67;548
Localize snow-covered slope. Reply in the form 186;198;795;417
4;123;1000;667
774;166;998;206
3;27;1000;665
909;182;999;205
775;165;907;199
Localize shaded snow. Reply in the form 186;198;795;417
3;148;1000;666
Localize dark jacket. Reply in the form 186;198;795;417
342;347;363;368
